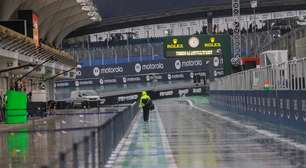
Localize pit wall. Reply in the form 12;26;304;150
55;86;208;109
209;90;306;129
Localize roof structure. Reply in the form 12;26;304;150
0;0;101;46
70;0;306;36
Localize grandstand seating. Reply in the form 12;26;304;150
65;40;164;66
63;16;305;67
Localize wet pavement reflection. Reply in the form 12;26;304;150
2;97;306;168
157;98;306;168
0;106;127;168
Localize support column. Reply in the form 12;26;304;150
46;79;55;101
232;0;241;66
207;12;213;34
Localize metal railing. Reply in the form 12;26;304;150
40;102;139;168
65;43;164;66
210;57;306;91
240;31;276;56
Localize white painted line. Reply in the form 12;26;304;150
155;107;179;168
186;99;306;151
106;110;141;168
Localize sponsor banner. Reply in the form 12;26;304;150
55;86;207;108
163;35;231;75
151;87;207;99
55;71;207;88
77;57;222;79
100;93;140;105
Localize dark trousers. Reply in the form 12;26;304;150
143;108;150;122
0;106;3;122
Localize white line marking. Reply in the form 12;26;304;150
186;99;306;151
155;107;179;168
105;111;141;168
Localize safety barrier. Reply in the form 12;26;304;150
210;57;306;91
40;102;139;168
55;86;208;109
210;90;306;129
209;56;306;129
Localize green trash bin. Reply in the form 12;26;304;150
5;90;28;124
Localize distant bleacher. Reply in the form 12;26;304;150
64;21;300;67
65;38;164;67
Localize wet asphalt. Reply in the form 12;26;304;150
2;98;306;168
158;98;306;168
0;107;121;168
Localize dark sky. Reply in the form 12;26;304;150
96;0;229;19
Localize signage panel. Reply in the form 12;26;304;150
163;35;231;74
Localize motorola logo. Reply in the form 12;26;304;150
93;67;100;77
99;79;104;85
146;75;150;82
142;63;164;71
190;72;194;79
168;74;172;80
182;60;203;67
76;70;82;76
75;81;80;87
175;60;182;70
94;66;123;76
213;57;220;67
122;77;127;84
135;63;142;73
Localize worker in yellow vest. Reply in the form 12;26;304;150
139;91;154;122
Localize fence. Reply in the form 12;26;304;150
65;42;164;66
40;102;139;168
210;57;306;91
240;30;276;57
64;26;306;67
209;57;306;129
260;26;306;59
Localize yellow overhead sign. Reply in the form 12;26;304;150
166;38;184;49
204;37;221;48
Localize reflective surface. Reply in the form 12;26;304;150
0;107;120;168
113;98;306;168
2;97;306;168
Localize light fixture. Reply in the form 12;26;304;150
81;6;95;11
76;0;89;3
87;12;96;16
90;16;97;20
76;0;101;22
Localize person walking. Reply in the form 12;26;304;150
139;91;153;122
